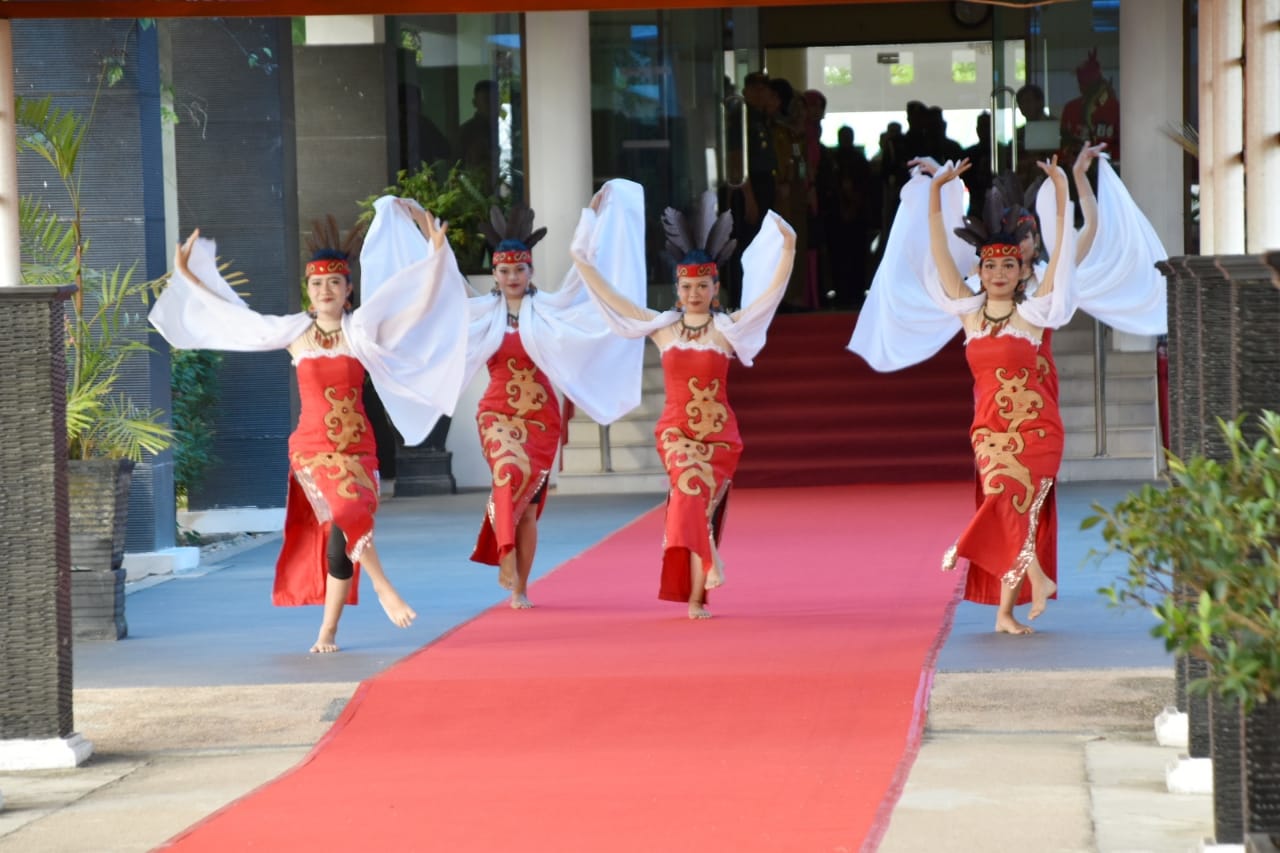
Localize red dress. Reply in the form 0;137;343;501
274;352;380;606
471;330;563;565
656;343;743;602
951;330;1063;605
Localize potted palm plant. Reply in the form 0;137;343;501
1086;412;1280;848
17;93;172;640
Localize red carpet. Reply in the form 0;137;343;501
730;313;975;487
160;484;970;853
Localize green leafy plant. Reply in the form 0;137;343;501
17;90;172;462
170;349;222;506
358;160;508;275
1085;412;1280;711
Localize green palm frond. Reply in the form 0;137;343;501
15;95;88;183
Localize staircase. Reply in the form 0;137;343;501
1052;312;1163;482
556;312;1163;494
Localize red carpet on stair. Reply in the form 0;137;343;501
160;484;970;853
730;313;975;488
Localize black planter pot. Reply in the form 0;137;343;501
67;458;133;640
1213;694;1246;844
394;416;456;496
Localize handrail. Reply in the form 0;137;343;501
989;85;1018;175
598;424;613;472
1093;318;1108;456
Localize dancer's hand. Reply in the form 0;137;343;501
589;184;610;213
173;229;200;286
907;156;943;177
1038;155;1069;190
399;199;448;251
932;158;972;185
1073;141;1107;177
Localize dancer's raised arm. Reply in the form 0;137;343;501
1033;157;1071;300
928;160;975;301
571;199;658;323
1071;142;1106;262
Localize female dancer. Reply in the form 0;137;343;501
573;188;796;618
926;157;1075;634
370;181;648;608
149;202;468;652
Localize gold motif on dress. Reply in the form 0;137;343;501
661;427;728;497
480;413;546;490
974;367;1047;514
322;386;366;452
291;451;377;501
505;359;549;418
684;377;728;441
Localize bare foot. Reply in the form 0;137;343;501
688;603;712;620
498;564;517;590
706;561;725;590
510;593;533;610
375;589;417;628
310;628;339;654
995;613;1034;635
1028;576;1057;621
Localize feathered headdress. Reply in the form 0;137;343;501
480;204;547;266
661;190;737;279
304;214;364;279
952;172;1037;261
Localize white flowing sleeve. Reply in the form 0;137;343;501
521;179;649;424
713;211;795;367
1072;158;1169;335
148;236;311;351
572;194;676;341
848;169;975;371
348;196;470;446
1016;182;1079;330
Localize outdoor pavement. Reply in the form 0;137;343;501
0;482;1213;852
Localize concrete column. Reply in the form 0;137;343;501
1198;0;1217;252
0;22;20;287
1244;0;1280;252
1118;0;1184;254
523;12;593;278
1212;0;1246;253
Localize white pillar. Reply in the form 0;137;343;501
1211;0;1246;253
523;12;593;278
0;21;21;287
1119;0;1184;254
1244;0;1280;252
1198;0;1217;253
303;16;385;45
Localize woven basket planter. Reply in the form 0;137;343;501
67;458;134;640
1245;700;1280;838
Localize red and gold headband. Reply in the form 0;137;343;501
493;249;532;266
676;262;718;279
979;243;1021;260
305;258;350;278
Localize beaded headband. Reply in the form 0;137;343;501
676;262;718;279
305;257;350;278
492;249;533;266
979;243;1021;260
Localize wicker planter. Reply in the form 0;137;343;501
1210;697;1280;845
1245;700;1280;838
67;458;134;640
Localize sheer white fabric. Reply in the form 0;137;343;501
574;210;794;368
1070;158;1168;335
149;199;471;446
374;179;648;426
848;169;968;370
850;163;1079;370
